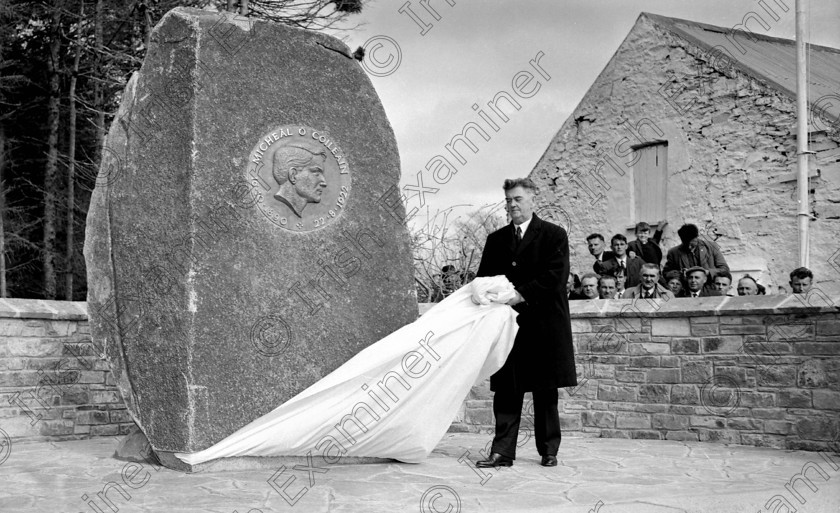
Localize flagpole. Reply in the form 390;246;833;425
796;0;811;267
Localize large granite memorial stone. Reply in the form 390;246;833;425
84;7;417;469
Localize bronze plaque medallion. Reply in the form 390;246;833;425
246;125;351;232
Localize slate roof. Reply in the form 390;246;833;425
643;12;840;129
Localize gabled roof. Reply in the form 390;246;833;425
642;12;840;129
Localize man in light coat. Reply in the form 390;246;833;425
621;264;674;299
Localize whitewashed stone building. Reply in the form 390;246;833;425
529;13;840;294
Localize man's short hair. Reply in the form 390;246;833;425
790;267;813;281
586;233;605;243
716;270;733;283
571;273;581;288
739;274;766;294
640;263;659;274
635;222;651;233
677;224;699;245
580;272;599;284
503;178;538;193
272;144;327;185
598;275;616;287
611;233;627;244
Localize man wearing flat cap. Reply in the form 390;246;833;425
663;223;729;292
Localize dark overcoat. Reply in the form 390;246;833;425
677;288;722;298
662;239;729;290
476;214;577;392
596;255;645;288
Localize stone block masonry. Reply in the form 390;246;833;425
451;295;840;452
0;299;132;443
5;293;840;454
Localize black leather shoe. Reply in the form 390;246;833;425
476;453;513;468
540;455;558;467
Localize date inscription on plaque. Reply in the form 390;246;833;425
246;126;351;232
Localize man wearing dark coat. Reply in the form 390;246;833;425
663;224;729;291
474;178;577;468
596;234;645;288
586;233;615;273
677;266;723;297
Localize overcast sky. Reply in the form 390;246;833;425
335;0;840;223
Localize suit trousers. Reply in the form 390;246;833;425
490;388;561;459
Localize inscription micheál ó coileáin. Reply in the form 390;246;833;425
246;126;351;232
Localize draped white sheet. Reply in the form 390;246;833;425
174;276;519;465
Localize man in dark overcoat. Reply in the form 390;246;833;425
474;178;577;468
662;224;729;292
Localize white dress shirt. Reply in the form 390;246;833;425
514;216;532;238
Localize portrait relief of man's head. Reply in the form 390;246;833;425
271;143;329;218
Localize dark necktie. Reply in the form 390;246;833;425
516;226;523;244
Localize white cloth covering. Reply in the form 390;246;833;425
175;275;518;465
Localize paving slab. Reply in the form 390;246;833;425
1;433;838;512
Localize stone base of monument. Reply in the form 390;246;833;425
115;424;391;472
154;451;393;474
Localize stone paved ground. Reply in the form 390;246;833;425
1;433;838;513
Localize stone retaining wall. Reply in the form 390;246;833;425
0;300;132;442
4;295;839;451
448;294;840;452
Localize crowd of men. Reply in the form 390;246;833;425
567;221;815;301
